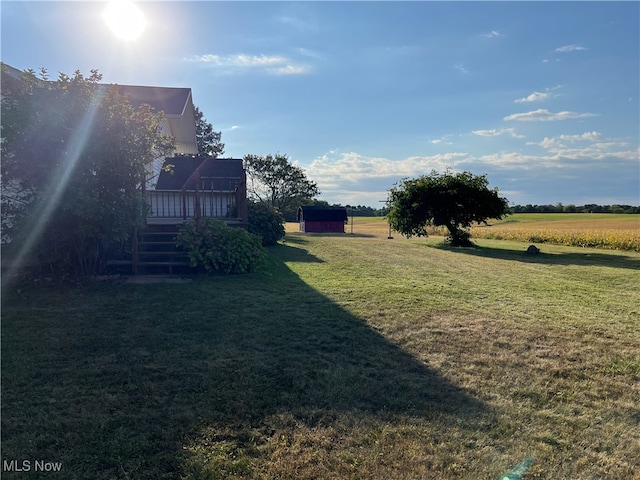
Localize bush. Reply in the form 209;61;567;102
176;218;266;274
247;202;285;246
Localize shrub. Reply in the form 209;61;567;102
176;218;266;274
247;202;285;246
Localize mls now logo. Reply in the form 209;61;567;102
3;459;63;472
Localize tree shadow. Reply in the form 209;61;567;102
1;242;490;478
430;243;640;270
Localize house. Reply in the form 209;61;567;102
113;84;199;188
2;63;245;272
298;206;348;233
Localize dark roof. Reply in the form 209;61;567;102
114;85;192;116
155;156;244;191
0;66;191;117
298;206;348;222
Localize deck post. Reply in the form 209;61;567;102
182;189;187;220
236;173;248;227
132;225;139;274
193;171;201;220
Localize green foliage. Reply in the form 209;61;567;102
247;201;285;246
176;218;266;274
243;153;320;221
387;170;509;246
194;106;224;157
1;67;175;275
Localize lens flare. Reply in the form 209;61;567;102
3;90;104;287
103;0;146;41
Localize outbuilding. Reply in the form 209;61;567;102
297;206;348;233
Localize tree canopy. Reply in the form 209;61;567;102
243;153;319;221
387;170;509;246
1;67;175;275
194;106;224;157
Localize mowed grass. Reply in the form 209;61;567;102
2;222;639;479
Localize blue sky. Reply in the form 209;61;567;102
2;1;639;207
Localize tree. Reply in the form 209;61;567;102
247;201;285;246
1;67;175;275
243;153;320;220
387;170;509;246
194;106;224;157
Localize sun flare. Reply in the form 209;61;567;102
103;0;146;41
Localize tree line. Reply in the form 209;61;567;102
510;204;639;214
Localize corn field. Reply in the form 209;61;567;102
469;215;640;252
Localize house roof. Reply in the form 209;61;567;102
156;156;245;191
298;206;348;222
114;85;198;155
115;85;192;117
1;63;199;155
1;63;25;92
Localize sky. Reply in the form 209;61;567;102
2;1;639;207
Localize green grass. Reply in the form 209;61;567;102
2;233;639;479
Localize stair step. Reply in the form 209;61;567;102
136;261;192;266
106;260;132;266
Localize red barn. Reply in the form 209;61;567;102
297;206;348;233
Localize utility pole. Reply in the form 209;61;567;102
379;200;393;239
347;206;358;234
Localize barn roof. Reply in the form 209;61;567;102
155;156;244;191
298;206;348;222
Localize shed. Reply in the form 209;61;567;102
297;206;348;233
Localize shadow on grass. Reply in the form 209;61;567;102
431;243;640;270
1;242;489;479
288;231;378;239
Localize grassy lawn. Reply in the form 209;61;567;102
2;227;639;479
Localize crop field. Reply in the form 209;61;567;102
300;214;639;251
472;214;640;252
2;220;639;479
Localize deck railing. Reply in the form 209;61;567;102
146;190;240;223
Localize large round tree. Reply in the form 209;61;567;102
243;153;320;221
387;170;509;246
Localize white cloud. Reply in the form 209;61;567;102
555;44;588;53
303;145;639;205
454;63;468;74
514;91;549;103
472;128;525;139
504;109;597;122
273;64;310;75
430;135;454;145
306;151;468;186
481;30;502;38
477;146;638;169
527;131;614;150
184;53;309;75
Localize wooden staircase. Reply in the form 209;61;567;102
133;224;193;274
106;224;194;275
